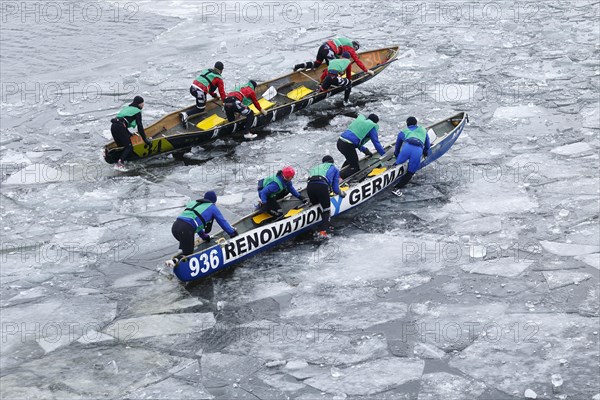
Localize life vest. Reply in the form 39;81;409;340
310;162;333;178
333;37;353;50
403;126;427;145
327;58;352;75
347;115;379;146
232;83;255;106
194;68;221;90
116;106;141;129
261;174;285;198
178;200;213;233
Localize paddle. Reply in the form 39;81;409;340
262;86;277;101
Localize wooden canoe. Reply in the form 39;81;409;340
103;46;400;164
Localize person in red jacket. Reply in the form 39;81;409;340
293;37;374;77
319;52;353;105
224;80;268;139
180;61;227;128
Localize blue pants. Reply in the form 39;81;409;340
395;142;423;173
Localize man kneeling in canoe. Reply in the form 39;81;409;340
168;191;238;265
307;155;346;239
257;167;308;219
224;80;268;140
391;117;431;196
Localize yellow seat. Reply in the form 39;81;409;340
287;86;314;101
368;167;387;177
249;98;276;115
252;212;273;224
285;208;303;217
196;114;227;130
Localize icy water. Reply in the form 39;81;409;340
1;0;599;399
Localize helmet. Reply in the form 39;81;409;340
352;40;360;50
406;116;418;126
204;191;217;203
214;61;224;71
248;80;257;89
322;155;334;164
282;166;295;180
341;51;351;59
367;113;379;123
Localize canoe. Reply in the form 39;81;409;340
103;46;400;164
169;112;469;282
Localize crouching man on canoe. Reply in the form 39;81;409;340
167;191;238;266
307;155;346;239
224;80;268;140
110;96;152;171
180;61;227;128
337;113;386;179
318;52;353;105
391;117;431;196
257;167;308;219
293;37;374;77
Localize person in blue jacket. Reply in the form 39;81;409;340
170;191;238;260
257;166;307;218
392;116;431;196
336;113;386;179
307;155;346;239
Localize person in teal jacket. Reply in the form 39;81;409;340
110;96;152;170
392;116;431;196
336;113;386;179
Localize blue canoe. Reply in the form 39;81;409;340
170;111;468;282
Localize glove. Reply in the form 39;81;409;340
299;196;310;206
362;148;373;156
367;69;375;76
229;229;238;238
339;191;347;198
144;137;152;146
260;109;268;116
199;232;211;242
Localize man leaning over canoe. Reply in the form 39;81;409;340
180;61;227;128
293;37;374;77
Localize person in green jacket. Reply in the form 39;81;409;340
110;96;152;171
337;114;386;179
319;51;353;104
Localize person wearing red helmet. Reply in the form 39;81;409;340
293;37;374;76
180;61;227;128
224;80;268;139
257;166;308;218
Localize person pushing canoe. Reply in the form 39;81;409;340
110;96;152;171
293;37;374;76
224;80;268;140
257;167;308;219
319;51;353;105
307;155;346;239
391;117;431;196
180;61;227;128
167;191;238;266
337;113;386;179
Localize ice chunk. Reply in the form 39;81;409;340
103;313;215;340
304;358;424;396
543;271;591;289
493;105;548;119
550;142;592;156
575;253;600;270
418;372;486;400
462;258;533;277
524;388;537;398
541;241;600;256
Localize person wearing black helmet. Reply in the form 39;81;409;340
293;37;374;77
167;190;238;266
110;96;152;171
307;155;346;239
180;61;227;128
224;80;267;139
337;113;386;179
319;51;353;105
391;116;431;196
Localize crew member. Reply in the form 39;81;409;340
257;167;307;219
293;37;374;76
169;191;238;263
224;80;268;139
392;117;431;196
180;61;227;128
319;51;353;104
307;155;346;239
110;96;152;171
337;114;386;179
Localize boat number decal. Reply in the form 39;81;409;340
189;249;221;277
